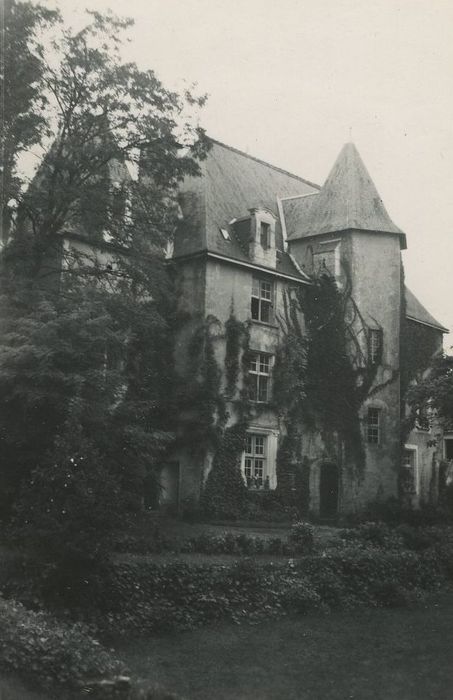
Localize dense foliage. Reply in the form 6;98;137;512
0;595;125;690
0;3;208;575
1;0;58;240
407;354;453;429
273;272;382;491
62;539;450;637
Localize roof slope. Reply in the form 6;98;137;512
286;143;406;247
175;139;320;279
405;287;448;332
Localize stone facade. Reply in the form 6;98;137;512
166;139;447;517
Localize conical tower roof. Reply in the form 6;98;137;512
287;143;406;248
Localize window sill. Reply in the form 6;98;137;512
250;319;278;330
246;486;274;492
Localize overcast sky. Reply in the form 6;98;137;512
43;0;453;340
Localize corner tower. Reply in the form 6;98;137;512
286;143;406;514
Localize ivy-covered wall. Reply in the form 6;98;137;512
171;243;444;520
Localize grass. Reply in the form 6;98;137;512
117;592;453;700
0;675;49;700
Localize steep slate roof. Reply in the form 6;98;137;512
175;139;320;280
175;138;445;332
405;287;448;333
285;143;407;249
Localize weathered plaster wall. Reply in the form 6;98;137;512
290;230;402;515
346;231;402;510
175;257;306;504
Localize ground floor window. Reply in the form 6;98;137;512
401;447;418;495
242;430;278;490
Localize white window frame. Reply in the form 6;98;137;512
241;428;278;490
251;277;274;324
403;444;419;495
249;352;272;403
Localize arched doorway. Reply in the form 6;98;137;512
319;462;339;519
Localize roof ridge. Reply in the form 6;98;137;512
208;137;321;191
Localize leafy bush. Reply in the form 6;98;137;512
340;522;403;549
65;544;447;638
349;497;449;527
288;521;315;553
395;524;445;551
0;595;125;690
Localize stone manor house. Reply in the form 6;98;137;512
162;139;448;518
26;137;448;518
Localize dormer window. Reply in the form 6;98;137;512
248;208;277;268
260;222;271;249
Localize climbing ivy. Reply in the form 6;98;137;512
224;311;246;400
197;312;251;519
177;315;225;456
274;268;384;491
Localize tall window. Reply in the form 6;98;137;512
366;408;381;444
249;353;271;402
401;448;417;494
251;278;273;323
260;221;271;249
369;329;383;364
244;434;267;489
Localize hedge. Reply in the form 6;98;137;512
90;545;449;637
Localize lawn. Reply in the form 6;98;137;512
117;593;453;700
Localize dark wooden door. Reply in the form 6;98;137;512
320;462;339;518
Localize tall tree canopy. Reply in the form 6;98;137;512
406;354;453;430
0;2;208;569
1;0;58;241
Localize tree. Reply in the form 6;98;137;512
406;354;453;427
0;6;208;573
1;0;59;242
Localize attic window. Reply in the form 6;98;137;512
260;222;271;249
220;228;230;241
